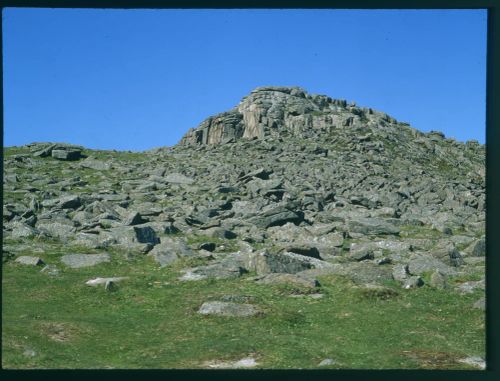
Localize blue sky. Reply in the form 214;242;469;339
3;8;487;151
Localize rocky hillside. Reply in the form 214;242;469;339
3;86;485;293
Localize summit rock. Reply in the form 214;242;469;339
179;86;393;146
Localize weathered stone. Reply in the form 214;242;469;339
58;195;82;209
148;239;196;267
37;222;76;241
61;253;111;268
255;273;320;288
471;237;485;257
403;276;424;289
243;250;332;275
108;225;160;246
318;359;337;367
407;255;457;276
180;259;247;280
455;279;485;294
204;357;259;369
15;256;44;266
10;222;39;239
85;277;129;286
392;264;409;282
279;244;321;259
348;218;400;236
123;211;144;226
202;227;237;239
429;270;448;289
449;247;465;267
198;242;216;252
51;149;82;160
341;262;394;285
198;301;261;317
249;205;304;228
348;243;375;261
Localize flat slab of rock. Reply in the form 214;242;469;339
148;239;196;267
255;273;319;288
455;279;485;294
407;255;457;276
179;261;247;281
15;256;44;266
198;301;261;317
318;358;337;366
85;277;129;286
204;357;258;369
244;250;333;275
348;218;400;236
61;253;111;268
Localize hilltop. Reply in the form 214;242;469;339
2;86;485;369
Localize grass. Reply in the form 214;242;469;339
399;225;443;239
2;242;485;369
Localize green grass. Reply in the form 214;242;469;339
2;243;485;369
399;225;443;239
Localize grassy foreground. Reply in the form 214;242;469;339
1;240;485;370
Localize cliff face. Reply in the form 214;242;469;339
179;86;401;146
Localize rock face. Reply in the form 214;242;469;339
179;86;354;145
4;86;485;294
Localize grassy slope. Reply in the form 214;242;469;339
2;146;485;369
2;242;484;369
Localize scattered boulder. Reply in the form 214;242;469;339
147;239;196;267
318;359;337;367
429;270;448;289
198;242;216;252
348;243;375;261
203;357;258;369
341;261;393;285
243;250;332;275
347;218;400;236
407;255;457;276
471;237;485;257
122;211;144;226
61;253;111;268
254;273;320;288
198;301;261;317
455;279;485;294
180;260;247;281
85;277;129;286
58;195;82;209
249;205;304;228
403;276;424;289
392;264;409;282
15;256;44;266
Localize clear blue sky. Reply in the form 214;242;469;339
3;8;487;151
